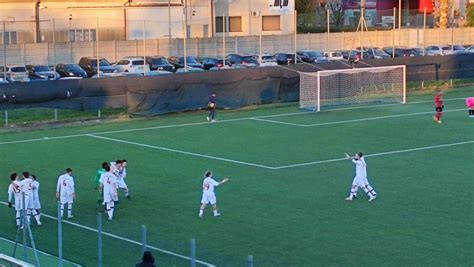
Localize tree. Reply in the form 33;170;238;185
326;0;345;25
433;0;449;28
296;0;314;14
466;5;474;27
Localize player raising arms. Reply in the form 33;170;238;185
199;171;228;218
344;152;377;202
56;168;76;219
433;90;444;124
100;165;118;221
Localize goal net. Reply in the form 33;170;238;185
299;65;406;111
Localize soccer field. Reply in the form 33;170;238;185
0;87;473;266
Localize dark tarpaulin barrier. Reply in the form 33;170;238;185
1;54;474;115
127;67;298;116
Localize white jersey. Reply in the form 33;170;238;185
22;177;34;196
57;174;75;196
352;157;367;178
110;162;121;177
31;180;41;209
100;172;118;203
100;172;117;195
202;177;219;194
11;180;27;211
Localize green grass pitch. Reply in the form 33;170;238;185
0;87;473;266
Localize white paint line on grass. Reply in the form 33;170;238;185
87;134;275;170
253;108;466;127
0;97;466;146
0;201;215;267
0;236;81;267
273;140;474;170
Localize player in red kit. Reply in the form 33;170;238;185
433;90;444;124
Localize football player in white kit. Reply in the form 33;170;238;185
56;168;76;218
345;152;377;202
22;172;41;225
110;159;130;199
100;165;118;220
199;171;229;218
9;172;24;227
30;174;42;224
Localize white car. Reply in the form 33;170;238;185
425;45;452;56
0;65;30;82
257;54;278;67
324;51;344;60
114;57;150;74
465;46;474;53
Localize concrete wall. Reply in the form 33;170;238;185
2;27;474;66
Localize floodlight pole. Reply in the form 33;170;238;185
143;20;147;76
96;17;100;78
423;8;426;56
294;10;297;63
2;21;6;80
53;18;56;74
398;0;402;45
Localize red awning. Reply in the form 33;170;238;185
419;0;433;14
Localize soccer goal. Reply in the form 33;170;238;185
299;65;406;111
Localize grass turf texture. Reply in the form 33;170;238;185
0;87;473;266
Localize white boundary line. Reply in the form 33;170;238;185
0;97;465;146
87;134;275;170
252;108;466;127
0;201;215;267
0;237;81;267
273;140;474;170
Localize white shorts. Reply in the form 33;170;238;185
60;194;74;204
14;196;30;211
117;179;128;189
201;193;217;205
30;199;41;210
352;176;369;188
103;192;118;204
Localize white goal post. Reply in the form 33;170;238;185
299;65;406;111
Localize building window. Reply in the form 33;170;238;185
262;15;281;31
69;29;97;42
229;16;242;32
2;31;18;45
215;16;242;33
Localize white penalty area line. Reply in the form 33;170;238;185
0;236;81;267
0;202;215;267
88;134;474;171
252;108;466;127
86;134;275;170
0;97;466;146
273;140;474;170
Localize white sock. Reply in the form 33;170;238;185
60;204;65;218
213;210;218;215
67;203;73;217
199;209;203;216
16;211;21;226
107;202;114;218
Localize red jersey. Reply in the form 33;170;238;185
435;94;444;108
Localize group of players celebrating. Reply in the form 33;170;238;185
93;160;130;220
6;159;130;228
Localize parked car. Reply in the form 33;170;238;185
200;57;231;70
168;56;204;69
114;57;150;74
225;54;259;67
465;45;474;53
78;57;117;77
383;47;422;57
0;66;30;82
255;54;278;67
324;51;344;60
145;56;175;72
26;65;59;80
56;63;88;78
296;50;328;63
274;53;299;65
446;45;468;54
425;45;452;56
371;48;391;59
